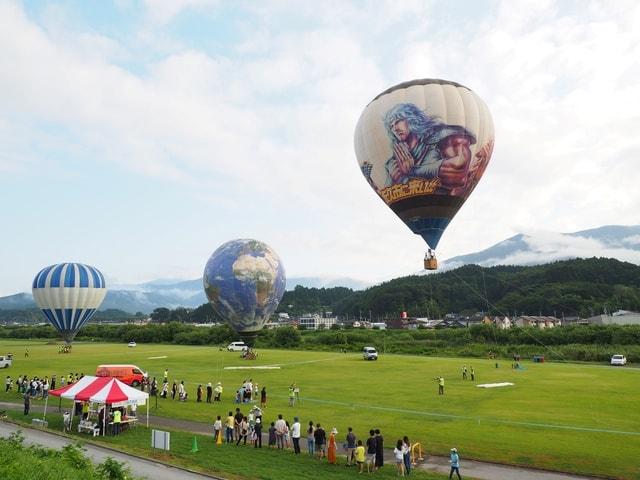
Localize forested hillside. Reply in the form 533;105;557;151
330;258;640;318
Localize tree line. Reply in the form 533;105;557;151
1;322;639;362
331;257;640;319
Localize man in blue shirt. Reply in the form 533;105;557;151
449;447;462;479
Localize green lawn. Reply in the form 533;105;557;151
1;339;639;479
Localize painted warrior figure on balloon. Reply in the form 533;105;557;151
383;103;481;197
354;79;495;270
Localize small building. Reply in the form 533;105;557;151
298;314;337;330
494;316;512;329
585;311;640;326
514;316;561;328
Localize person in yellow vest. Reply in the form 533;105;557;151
355;439;366;473
82;402;89;420
112;408;122;435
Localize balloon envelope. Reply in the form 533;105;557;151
203;239;286;343
32;263;107;344
354;79;494;250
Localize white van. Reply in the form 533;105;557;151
363;347;378;361
227;341;248;352
0;354;12;368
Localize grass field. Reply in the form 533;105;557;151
1;339;639;479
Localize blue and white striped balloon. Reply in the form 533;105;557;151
32;263;107;344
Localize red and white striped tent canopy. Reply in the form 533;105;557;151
49;375;148;406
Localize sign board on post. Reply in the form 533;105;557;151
151;429;170;450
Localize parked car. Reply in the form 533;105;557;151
610;354;627;366
127;341;137;348
227;341;248;352
363;346;378;361
0;354;13;368
95;364;147;386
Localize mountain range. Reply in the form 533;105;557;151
2;225;638;314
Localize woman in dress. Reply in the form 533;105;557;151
327;427;338;464
260;386;267;408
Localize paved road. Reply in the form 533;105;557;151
0;420;218;480
1;401;602;480
418;455;601;480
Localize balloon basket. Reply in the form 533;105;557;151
424;256;438;270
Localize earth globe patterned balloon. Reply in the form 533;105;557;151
203;239;286;345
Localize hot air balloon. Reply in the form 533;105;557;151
32;263;107;344
203;239;286;346
354;79;495;269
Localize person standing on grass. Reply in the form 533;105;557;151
470;366;475;382
160;382;168;399
288;385;295;406
294;383;300;404
5;376;10;392
226;411;235;443
462;365;467;380
236;416;248;445
345;427;357;466
214;382;223;401
291;416;301;454
178;381;185;400
260;386;267;408
206;382;213;403
268;422;277;448
314;423;326;459
306;421;315;456
449;448;462;479
197;384;203;402
282;420;291;450
213;415;222;442
394;440;406;476
402;436;411;475
366;430;376;472
274;414;287;449
254;417;263;448
355;439;366;473
112;408;122;435
437;376;445;395
234;408;244;441
171;381;177;400
375;429;384;470
327;428;338;464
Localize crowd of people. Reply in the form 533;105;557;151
4;365;465;477
202;404;446;477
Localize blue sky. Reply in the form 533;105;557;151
1;0;640;295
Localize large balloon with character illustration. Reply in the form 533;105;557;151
32;263;107;344
354;79;494;269
203;239;286;345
